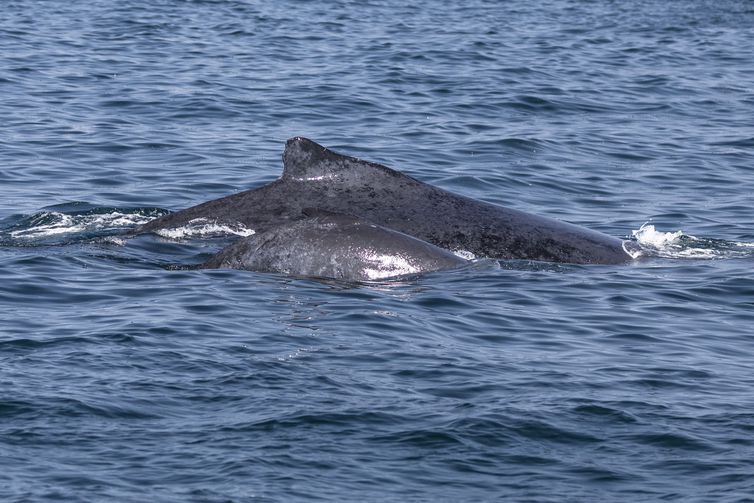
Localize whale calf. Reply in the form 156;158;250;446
202;210;465;281
136;137;633;265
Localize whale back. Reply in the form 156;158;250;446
134;137;632;265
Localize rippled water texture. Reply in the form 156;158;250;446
1;1;753;501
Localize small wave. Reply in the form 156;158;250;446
155;218;255;239
627;223;754;259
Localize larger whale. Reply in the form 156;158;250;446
135;137;634;265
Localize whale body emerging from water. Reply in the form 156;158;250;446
135;137;633;266
202;210;466;281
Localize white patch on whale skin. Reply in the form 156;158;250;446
362;252;421;280
156;218;255;239
292;174;333;182
452;249;476;260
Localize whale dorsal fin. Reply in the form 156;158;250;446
282;137;403;182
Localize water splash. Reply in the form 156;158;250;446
1;206;167;245
628;223;754;259
10;211;155;239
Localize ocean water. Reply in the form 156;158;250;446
2;0;754;501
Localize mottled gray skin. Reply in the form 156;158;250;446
202;211;465;281
136;137;632;265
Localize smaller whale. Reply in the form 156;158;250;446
201;210;466;281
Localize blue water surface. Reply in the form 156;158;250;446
1;1;754;501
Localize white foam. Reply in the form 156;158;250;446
632;224;683;248
156;218;255;239
622;240;644;259
10;211;155;239
628;223;754;259
629;223;712;258
104;236;127;245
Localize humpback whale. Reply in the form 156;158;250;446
135;137;633;265
202;210;465;281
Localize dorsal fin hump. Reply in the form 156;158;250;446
282;137;402;182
